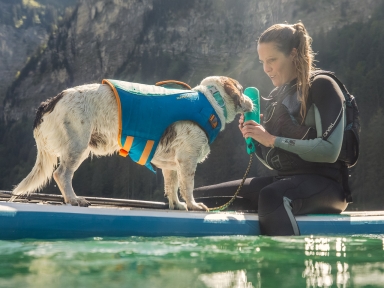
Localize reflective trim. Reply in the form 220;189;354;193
254;152;273;170
301;127;312;140
102;79;123;147
263;105;275;124
283;197;300;235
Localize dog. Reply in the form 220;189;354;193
10;76;253;211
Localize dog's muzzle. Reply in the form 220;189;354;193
241;94;254;112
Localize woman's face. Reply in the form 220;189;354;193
257;42;297;87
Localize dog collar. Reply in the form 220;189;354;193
207;85;228;119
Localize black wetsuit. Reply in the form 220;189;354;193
194;74;348;236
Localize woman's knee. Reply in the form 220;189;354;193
258;185;286;216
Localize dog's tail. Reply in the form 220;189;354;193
10;129;57;201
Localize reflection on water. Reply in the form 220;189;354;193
335;238;347;258
302;260;333;287
304;236;348;258
302;260;350;288
352;263;384;286
305;236;331;257
302;236;384;288
337;262;350;288
199;270;257;288
0;235;384;287
303;237;350;287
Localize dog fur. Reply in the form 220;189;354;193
11;76;253;211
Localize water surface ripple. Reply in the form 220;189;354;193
1;235;383;287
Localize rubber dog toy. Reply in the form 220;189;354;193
243;87;260;154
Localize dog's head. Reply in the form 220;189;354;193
198;76;253;124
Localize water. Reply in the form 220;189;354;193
1;235;384;288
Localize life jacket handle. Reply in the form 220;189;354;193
155;80;191;90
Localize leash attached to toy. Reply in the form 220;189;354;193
208;87;260;212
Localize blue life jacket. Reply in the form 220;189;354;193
102;79;222;172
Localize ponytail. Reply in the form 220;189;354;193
258;21;316;121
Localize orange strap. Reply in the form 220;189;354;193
119;136;134;157
119;137;154;166
137;140;155;165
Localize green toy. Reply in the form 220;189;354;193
243;87;260;154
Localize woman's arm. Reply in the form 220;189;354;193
273;75;345;163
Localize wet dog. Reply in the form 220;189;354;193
11;76;253;211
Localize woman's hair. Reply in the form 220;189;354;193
258;21;316;120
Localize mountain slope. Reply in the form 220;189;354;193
1;0;382;209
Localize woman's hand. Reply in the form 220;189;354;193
238;113;263;126
239;114;276;148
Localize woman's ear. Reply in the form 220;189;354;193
290;48;298;60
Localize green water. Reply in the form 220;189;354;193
1;235;384;288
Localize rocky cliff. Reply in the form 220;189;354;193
3;0;380;122
1;0;383;208
0;0;77;116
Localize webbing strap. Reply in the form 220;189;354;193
341;164;353;203
138;140;155;165
119;136;134;157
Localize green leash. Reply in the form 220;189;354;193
208;154;253;212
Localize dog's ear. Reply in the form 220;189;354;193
222;77;243;107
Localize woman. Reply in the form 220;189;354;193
194;22;348;236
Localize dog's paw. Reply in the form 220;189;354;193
169;201;188;211
176;202;188;211
187;202;209;211
67;197;90;207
